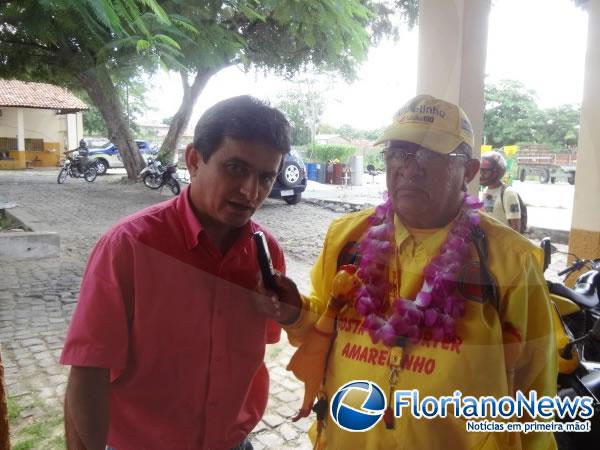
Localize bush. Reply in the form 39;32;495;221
364;151;385;171
305;144;356;163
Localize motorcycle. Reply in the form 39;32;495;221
57;156;98;184
140;157;180;195
542;238;600;362
541;238;600;448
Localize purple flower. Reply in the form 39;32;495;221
433;277;458;298
356;296;376;315
379;322;398;346
415;291;433;308
406;325;422;342
393;298;410;315
442;314;456;335
431;327;445;341
353;191;476;348
403;304;423;326
464;194;483;210
363;222;394;242
424;308;440;327
363;313;385;331
390;315;410;335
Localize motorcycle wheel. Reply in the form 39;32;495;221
84;168;97;182
169;178;181;195
143;173;162;189
57;168;68;184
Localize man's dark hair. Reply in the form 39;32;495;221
193;95;291;162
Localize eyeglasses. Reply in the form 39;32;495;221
380;146;469;168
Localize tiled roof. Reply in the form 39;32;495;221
0;79;88;112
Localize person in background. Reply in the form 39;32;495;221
64;139;89;176
479;150;522;232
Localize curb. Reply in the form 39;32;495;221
0;209;60;261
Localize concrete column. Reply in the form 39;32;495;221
568;0;600;269
417;0;491;166
76;112;84;141
16;108;25;151
66;113;78;151
15;108;26;168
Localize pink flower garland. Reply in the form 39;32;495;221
355;193;483;347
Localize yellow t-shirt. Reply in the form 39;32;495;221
286;209;557;450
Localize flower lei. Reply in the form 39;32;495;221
355;193;483;346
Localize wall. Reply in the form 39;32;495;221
0;107;65;168
0;107;64;144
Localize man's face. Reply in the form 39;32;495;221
479;159;497;186
384;141;478;228
186;137;282;230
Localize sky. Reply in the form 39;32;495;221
142;0;589;131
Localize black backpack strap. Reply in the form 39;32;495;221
471;226;500;312
500;184;507;214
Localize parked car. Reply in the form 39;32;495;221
269;150;307;205
87;139;158;175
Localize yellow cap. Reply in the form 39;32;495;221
374;94;474;154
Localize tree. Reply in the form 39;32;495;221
483;80;541;147
0;0;186;179
538;104;580;150
317;123;383;141
155;0;419;162
483;79;581;151
276;81;327;146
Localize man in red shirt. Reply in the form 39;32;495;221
61;96;300;450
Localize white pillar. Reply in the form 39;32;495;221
568;0;600;264
17;108;25;151
66;113;78;150
76;111;84;141
416;0;491;159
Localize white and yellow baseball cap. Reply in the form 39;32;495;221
374;94;474;154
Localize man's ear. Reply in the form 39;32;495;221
185;144;200;176
464;158;480;184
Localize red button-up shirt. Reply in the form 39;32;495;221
61;187;284;450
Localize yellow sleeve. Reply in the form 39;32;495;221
502;251;558;450
283;227;333;347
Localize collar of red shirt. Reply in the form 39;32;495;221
175;185;253;251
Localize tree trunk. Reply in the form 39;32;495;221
158;68;218;164
76;66;145;180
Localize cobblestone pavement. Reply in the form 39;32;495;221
0;169;567;449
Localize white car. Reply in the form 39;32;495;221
87;139;158;175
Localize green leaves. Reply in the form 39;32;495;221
484;79;581;149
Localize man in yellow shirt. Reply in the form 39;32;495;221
265;95;557;450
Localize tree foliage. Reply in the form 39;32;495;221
483;80;540;147
0;0;185;178
155;0;419;161
483;79;581;150
276;82;326;146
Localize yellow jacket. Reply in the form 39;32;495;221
285;209;557;450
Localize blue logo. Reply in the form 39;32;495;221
330;380;387;432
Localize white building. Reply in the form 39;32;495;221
0;79;88;169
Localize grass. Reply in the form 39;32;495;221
0;210;30;231
8;397;65;450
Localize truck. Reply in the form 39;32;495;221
516;145;577;185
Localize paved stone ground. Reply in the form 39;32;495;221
0;168;568;449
